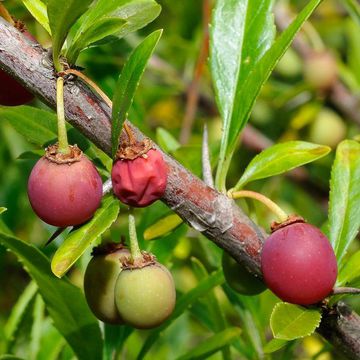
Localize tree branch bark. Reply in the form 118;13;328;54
0;18;359;359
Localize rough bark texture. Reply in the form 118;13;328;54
0;18;359;359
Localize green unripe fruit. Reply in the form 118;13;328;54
309;109;346;148
222;252;266;296
304;51;337;91
115;262;176;329
84;244;130;324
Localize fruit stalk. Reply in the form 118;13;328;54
228;190;288;223
128;210;142;263
56;77;70;154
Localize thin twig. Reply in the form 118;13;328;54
201;123;214;188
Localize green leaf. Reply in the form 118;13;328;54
156;127;180;153
263;338;288;353
213;0;323;189
0;207;7;215
211;0;275;189
66;0;161;64
0;356;25;360
51;196;120;278
143;214;183;240
17;150;44;160
0;232;103;360
47;0;93;70
176;327;241;360
337;250;360;286
328;140;360;265
21;0;51;34
4;281;37;347
270;302;322;340
0;106;57;146
233;141;331;190
343;0;360;25
29;295;45;360
111;30;162;157
137;270;225;359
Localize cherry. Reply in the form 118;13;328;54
27;144;102;227
222;252;266;296
111;148;167;207
261;220;337;305
115;259;176;329
84;244;130;324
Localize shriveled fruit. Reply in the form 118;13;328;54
115;261;176;329
222;252;266;296
84;244;130;324
261;219;337;305
27;145;102;227
112;148;167;207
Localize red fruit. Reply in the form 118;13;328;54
261;221;337;305
28;145;102;227
0;29;35;106
111;149;167;207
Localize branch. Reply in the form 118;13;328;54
0;18;359;359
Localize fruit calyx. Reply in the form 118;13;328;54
91;242;128;257
45;143;82;164
121;251;157;270
270;214;305;233
116;123;153;160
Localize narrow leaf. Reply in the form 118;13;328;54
66;0;161;63
343;0;360;25
337;250;360;286
0;207;7;215
47;0;93;69
328;140;360;265
0;106;57;146
233;141;330;190
263;338;288;353
143;214;183;240
156;127;180;153
270;302;321;340
51;196;120;277
176;327;241;360
29;295;45;360
111;30;162;157
21;0;51;34
0;232;103;360
137;270;225;359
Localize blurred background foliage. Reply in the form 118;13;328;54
0;0;359;359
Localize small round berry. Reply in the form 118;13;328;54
111;149;167;207
261;221;337;305
84;244;130;324
222;252;266;296
27;145;102;227
115;262;176;329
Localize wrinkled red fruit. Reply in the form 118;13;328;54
28;153;102;227
261;222;337;305
111;149;167;207
0;30;35;106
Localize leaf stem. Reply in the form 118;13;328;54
60;69;112;108
228;190;288;223
56;77;70;154
331;287;360;296
128;210;142;263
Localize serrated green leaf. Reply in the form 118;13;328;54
270;302;321;340
328;140;360;265
137;269;225;359
233;141;330;190
66;0;161;64
337;250;360;286
51;196;120;278
111;30;162;157
156;127;180;153
176;327;241;360
47;0;93;70
263;338;288;353
0;106;57;146
0;232;103;360
143;214;183;240
21;0;51;34
213;0;323;189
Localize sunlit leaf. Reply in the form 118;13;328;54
21;0;51;34
144;214;183;240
